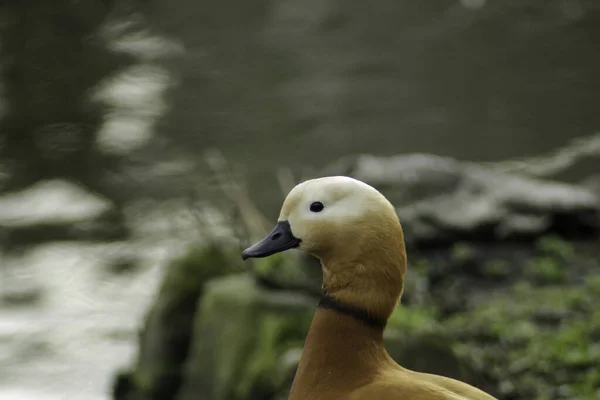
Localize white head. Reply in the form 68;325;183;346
281;176;399;257
243;176;407;318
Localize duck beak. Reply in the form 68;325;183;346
242;221;301;260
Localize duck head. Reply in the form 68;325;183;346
242;176;407;319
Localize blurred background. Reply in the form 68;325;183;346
1;0;600;399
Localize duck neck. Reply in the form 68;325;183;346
320;252;405;322
288;302;391;399
318;293;387;329
289;242;406;398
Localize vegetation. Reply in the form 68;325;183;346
448;277;600;399
115;157;599;400
118;199;599;400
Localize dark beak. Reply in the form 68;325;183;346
242;221;301;260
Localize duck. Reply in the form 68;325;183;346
242;176;497;400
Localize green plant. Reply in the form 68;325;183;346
482;260;511;279
525;256;567;284
447;278;600;399
450;242;476;264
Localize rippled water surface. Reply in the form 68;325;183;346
0;241;172;400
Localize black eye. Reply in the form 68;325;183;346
310;201;324;212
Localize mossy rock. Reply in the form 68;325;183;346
116;243;239;400
177;274;316;400
249;250;323;296
118;235;599;400
447;276;600;399
176;277;485;400
523;235;574;285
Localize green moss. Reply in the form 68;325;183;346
386;305;478;384
536;235;575;262
447;277;600;399
132;368;154;393
252;252;295;285
522;235;575;285
525;256;567;284
482;260;511;279
166;243;238;290
129;243;239;400
586;275;600;291
237;312;312;398
181;274;315;400
409;257;430;275
112;368;134;400
250;250;322;294
238;315;285;395
450;242;476;263
388;305;439;333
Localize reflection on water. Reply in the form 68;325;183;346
0;181;233;400
0;241;170;400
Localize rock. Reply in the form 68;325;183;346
113;369;134;400
323;154;600;247
116;244;236;400
0;179;128;248
124;264;488;400
177;274;316;400
248;251;323;297
176;274;481;400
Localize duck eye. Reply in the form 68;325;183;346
310;201;324;212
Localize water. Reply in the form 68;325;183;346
0;187;235;400
137;0;600;212
0;241;166;400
